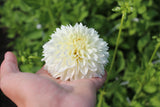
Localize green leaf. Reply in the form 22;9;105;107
27;30;43;40
96;0;104;6
7;33;15;39
137;34;150;53
150;94;160;106
138;5;146;14
112;6;121;12
116;51;125;72
23;0;43;9
143;83;157;94
78;11;88;21
131;101;143;107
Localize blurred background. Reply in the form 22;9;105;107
0;0;160;107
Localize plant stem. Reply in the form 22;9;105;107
97;90;105;107
132;42;160;101
132;81;143;101
109;12;125;73
149;43;160;64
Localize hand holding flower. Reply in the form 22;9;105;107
0;52;107;107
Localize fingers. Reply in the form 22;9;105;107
0;51;21;103
90;71;107;90
70;71;107;92
59;71;107;95
0;52;20;78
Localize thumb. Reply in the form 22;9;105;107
0;51;19;78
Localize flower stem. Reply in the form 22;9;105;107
97;90;106;107
149;43;160;64
109;12;125;73
132;42;160;101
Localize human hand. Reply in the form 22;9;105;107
0;52;107;107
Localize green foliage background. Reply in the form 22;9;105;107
0;0;160;106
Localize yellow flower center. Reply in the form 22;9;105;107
71;35;87;62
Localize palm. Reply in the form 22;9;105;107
0;52;106;107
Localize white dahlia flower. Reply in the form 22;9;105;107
42;23;109;81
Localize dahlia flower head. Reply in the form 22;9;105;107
42;23;109;81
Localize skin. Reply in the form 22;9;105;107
0;52;107;107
